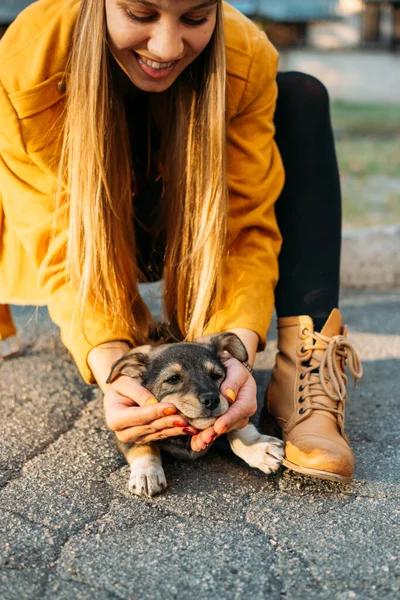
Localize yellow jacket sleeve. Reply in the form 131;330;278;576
0;80;135;384
203;31;284;349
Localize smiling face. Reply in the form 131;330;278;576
105;0;218;92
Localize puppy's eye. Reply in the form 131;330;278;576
164;374;181;385
210;372;223;381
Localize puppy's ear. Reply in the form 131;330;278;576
197;333;249;363
105;346;151;384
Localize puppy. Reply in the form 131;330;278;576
106;333;285;497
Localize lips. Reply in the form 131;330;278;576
134;52;178;79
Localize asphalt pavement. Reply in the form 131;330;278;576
0;286;399;599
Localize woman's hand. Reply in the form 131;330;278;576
190;357;257;452
104;375;198;445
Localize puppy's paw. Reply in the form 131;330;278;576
229;424;285;476
128;459;167;497
246;435;285;475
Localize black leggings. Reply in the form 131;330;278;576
135;72;342;333
274;72;341;331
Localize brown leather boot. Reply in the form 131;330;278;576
262;309;363;483
0;304;19;358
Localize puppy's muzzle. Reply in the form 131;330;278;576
199;392;220;411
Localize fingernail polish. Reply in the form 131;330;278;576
173;421;187;428
183;427;198;435
226;388;236;402
145;397;159;405
163;407;177;416
217;425;227;435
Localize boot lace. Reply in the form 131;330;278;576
297;330;363;416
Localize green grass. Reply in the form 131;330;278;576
329;101;400;230
335;136;400;178
331;101;400;136
341;175;400;230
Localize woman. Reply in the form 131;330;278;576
0;0;362;483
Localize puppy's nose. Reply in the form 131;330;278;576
199;392;220;411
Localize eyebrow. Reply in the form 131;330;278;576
128;0;218;10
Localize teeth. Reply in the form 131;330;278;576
138;55;175;69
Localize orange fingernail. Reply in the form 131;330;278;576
163;407;177;416
226;388;236;402
145;397;159;405
218;425;227;435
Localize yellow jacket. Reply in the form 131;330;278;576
0;0;284;384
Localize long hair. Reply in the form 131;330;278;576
58;0;227;346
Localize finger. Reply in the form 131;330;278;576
136;426;198;444
117;415;197;441
214;398;256;434
190;425;217;452
225;417;249;433
117;426;197;445
145;398;159;405
110;375;158;406
213;382;257;435
220;358;250;403
104;390;179;431
225;388;236;404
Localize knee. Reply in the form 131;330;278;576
276;72;330;116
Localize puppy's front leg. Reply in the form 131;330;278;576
121;442;167;497
227;423;285;475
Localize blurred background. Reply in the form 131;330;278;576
1;0;399;232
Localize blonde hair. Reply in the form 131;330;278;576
58;0;227;346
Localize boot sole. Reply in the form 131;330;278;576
282;458;352;484
0;335;20;359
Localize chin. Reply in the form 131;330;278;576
187;416;219;430
141;81;174;93
131;78;173;93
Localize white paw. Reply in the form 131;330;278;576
128;461;167;497
228;424;285;476
245;435;285;475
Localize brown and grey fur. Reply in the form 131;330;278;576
106;333;284;497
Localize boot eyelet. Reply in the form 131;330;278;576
298;385;304;392
298;396;304;404
299;407;305;414
302;328;308;336
299;372;305;380
300;346;306;354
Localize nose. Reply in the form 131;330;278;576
199;392;220;411
147;21;184;62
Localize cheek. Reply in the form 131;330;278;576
106;13;140;52
109;29;139;53
148;384;168;400
188;22;216;55
156;384;187;402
